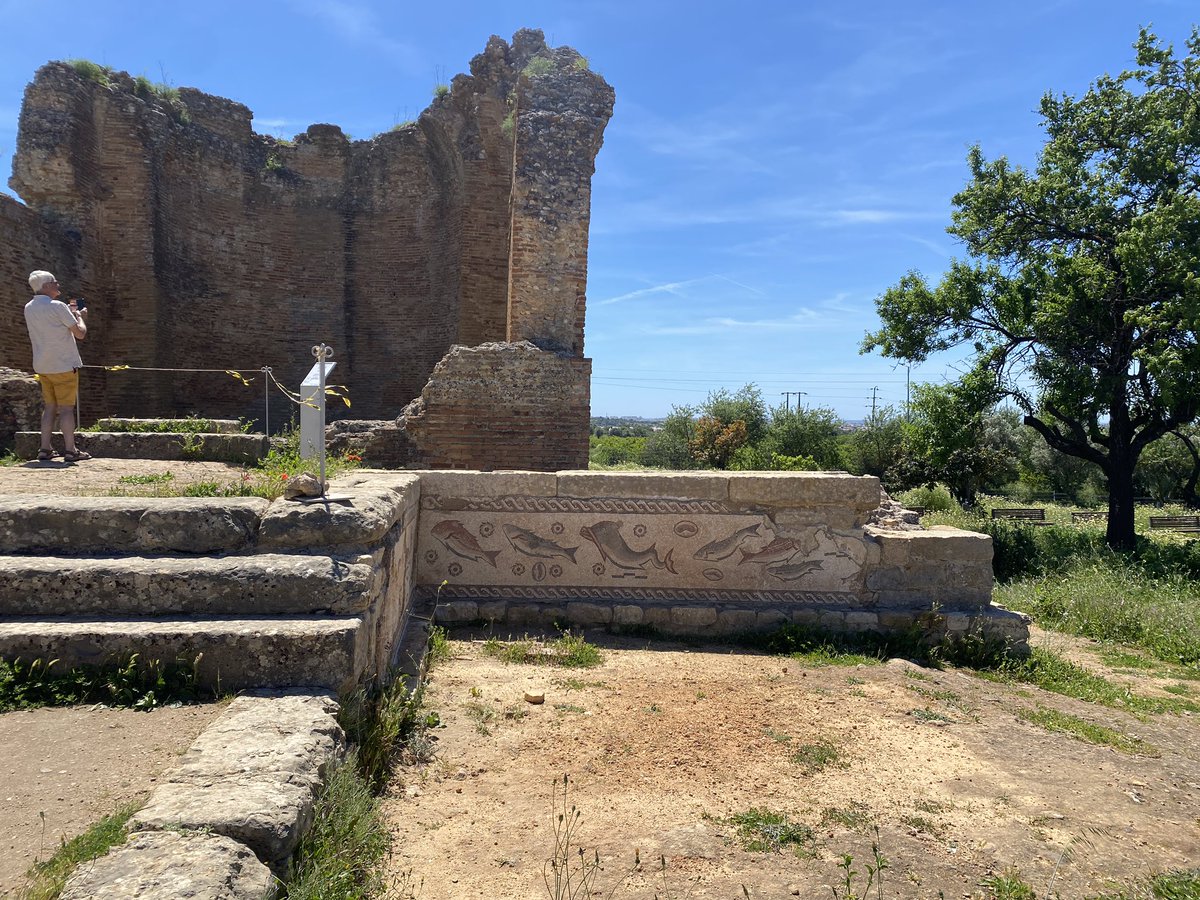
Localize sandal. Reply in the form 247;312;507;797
63;449;92;462
36;449;54;461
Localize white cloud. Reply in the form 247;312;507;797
597;273;765;306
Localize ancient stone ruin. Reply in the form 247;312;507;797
1;29;613;470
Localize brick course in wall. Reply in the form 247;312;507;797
2;30;611;473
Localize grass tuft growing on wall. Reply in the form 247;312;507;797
20;801;140;900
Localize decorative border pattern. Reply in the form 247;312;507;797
420;495;737;515
414;583;855;605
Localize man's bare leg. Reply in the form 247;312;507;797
60;406;77;454
40;403;57;453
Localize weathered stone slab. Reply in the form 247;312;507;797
59;830;274;900
728;472;880;512
867;525;993;566
0;616;367;693
557;471;729;501
419;470;557;499
0;553;374;616
132;693;343;867
0;496;266;554
96;417;244;434
14;431;270;463
257;476;419;549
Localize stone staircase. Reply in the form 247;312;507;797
0;474;420;693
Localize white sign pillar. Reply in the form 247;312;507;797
299;347;335;492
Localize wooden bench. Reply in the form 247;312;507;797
1071;511;1107;523
991;508;1050;525
1148;515;1200;533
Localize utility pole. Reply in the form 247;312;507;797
782;391;805;412
868;386;879;419
906;365;911;420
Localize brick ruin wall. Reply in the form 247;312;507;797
1;30;614;471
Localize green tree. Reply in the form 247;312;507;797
763;404;843;469
893;381;1017;505
843;405;905;480
701;384;769;445
863;29;1200;549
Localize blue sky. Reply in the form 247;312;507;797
2;1;1195;420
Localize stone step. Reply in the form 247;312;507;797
0;553;378;617
0;615;367;693
0;495;268;555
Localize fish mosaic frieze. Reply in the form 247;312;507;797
430;519;501;568
692;523;760;561
579;521;677;574
765;560;824;582
737;536;802;566
502;524;579;563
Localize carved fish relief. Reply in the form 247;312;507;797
579;521;677;574
502;524;578;563
430;519;501;568
765;560;823;582
692;523;760;561
738;537;801;566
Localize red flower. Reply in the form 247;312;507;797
280;473;288;480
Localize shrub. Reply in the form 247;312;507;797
523;56;556;77
896;484;959;514
67;59;112;85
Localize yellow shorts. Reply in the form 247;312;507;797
38;371;79;407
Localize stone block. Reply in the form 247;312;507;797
477;600;507;623
844;611;879;630
789;607;822;627
670;606;718;631
557;471;729;501
59;830;274;900
419;470;557;499
257;482;413;548
727;472;880;512
0;552;375;617
818;609;847;630
0;496;264;555
716;608;757;634
878;610;918;630
612;604;643;625
436;600;480;623
642;606;673;630
506;603;559;627
871;526;992;567
757;609;790;630
132;693;343;868
564;602;613;625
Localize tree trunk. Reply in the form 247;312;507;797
1105;454;1139;551
1173;430;1200;509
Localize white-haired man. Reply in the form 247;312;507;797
24;270;91;462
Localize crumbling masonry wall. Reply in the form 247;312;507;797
2;30;613;470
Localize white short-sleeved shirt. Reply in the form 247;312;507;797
24;294;83;374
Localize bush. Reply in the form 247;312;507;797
589;435;645;467
896;484;959;514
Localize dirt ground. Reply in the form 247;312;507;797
0;456;251;496
382;630;1200;899
0;703;223;896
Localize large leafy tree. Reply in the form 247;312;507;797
862;29;1200;549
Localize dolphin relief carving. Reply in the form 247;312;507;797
579;521;677;574
502;524;579;563
430;519;501;568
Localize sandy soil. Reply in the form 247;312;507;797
0;703;224;896
381;631;1200;899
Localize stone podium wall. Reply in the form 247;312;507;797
412;470;1028;645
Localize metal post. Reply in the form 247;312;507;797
261;366;271;435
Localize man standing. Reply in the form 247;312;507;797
24;270;91;462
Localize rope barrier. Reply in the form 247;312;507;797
79;362;350;410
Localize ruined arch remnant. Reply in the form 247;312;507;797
1;29;614;471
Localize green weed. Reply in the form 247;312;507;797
482;632;602;668
432;83;449;98
983;648;1200;716
427;626;453;667
829;825;888;899
1016;706;1159;756
722;808;816;855
980;871;1037;899
0;654;208;712
791;739;842;774
87;416;216;434
20;800;139;900
909;707;954;724
821;803;873;832
283;749;391;900
523;56;556;77
117;471;175;485
1089;868;1200;898
67;59;112;85
337;673;426;793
